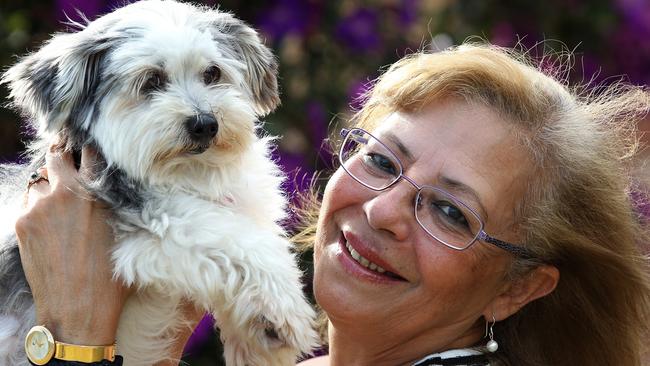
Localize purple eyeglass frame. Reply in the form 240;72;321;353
339;128;535;259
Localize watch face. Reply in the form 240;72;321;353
25;326;54;365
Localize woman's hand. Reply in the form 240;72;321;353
15;142;130;345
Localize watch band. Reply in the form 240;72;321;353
29;355;123;366
30;356;124;366
55;342;116;362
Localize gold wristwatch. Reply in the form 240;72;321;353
25;325;116;365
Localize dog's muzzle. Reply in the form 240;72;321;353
185;113;219;153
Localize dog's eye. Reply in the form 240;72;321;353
142;71;166;94
203;65;221;85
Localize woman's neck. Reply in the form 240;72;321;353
325;320;485;366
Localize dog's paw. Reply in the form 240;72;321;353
219;290;319;366
257;298;319;357
253;299;318;356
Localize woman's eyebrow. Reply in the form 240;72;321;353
384;132;414;162
439;176;488;220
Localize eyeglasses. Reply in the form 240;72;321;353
338;127;534;259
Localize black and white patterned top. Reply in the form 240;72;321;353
411;348;490;366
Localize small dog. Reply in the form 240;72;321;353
0;1;318;365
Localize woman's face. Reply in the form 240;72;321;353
313;98;533;355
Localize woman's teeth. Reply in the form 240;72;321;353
345;241;386;273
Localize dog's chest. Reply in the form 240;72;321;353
119;191;244;235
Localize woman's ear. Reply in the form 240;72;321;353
485;265;560;321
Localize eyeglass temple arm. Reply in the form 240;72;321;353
478;231;535;259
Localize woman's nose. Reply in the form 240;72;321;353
363;182;414;241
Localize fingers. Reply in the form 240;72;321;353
79;145;100;179
42;136;102;203
44;138;78;189
24;136;101;211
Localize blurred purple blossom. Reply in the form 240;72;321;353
256;0;320;42
348;79;372;111
490;22;515;47
55;0;125;23
276;102;330;203
616;0;650;36
335;8;381;53
278;150;309;186
609;23;650;85
183;314;213;355
398;0;419;26
306;101;334;170
306;101;327;148
614;0;650;85
56;0;102;22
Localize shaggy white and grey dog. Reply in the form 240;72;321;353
0;1;318;365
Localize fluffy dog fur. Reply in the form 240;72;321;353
0;1;319;365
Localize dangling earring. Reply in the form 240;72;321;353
484;313;499;353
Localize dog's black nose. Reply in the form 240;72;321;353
186;114;218;143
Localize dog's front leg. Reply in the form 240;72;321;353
111;208;318;366
213;231;319;366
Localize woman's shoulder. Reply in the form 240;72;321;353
297;355;330;366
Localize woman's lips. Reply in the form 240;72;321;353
338;231;407;282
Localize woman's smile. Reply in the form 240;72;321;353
337;230;408;283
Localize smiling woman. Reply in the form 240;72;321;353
295;42;650;366
313;99;556;366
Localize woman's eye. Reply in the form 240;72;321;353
435;202;469;228
364;153;397;175
203;65;222;85
141;71;165;94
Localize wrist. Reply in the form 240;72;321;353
35;302;121;345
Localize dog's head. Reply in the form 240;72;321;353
2;0;279;183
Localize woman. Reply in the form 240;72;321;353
16;43;650;365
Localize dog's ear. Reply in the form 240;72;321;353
1;25;125;135
205;11;280;116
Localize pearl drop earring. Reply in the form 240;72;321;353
485;314;499;353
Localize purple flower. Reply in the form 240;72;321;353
398;0;419;26
182;313;213;355
276;148;313;214
490;22;515;47
335;8;381;53
306;101;334;170
306;101;327;147
609;24;650;85
348;79;372;111
55;0;128;23
616;0;650;36
55;0;102;22
256;0;320;42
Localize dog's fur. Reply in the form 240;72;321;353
0;1;318;365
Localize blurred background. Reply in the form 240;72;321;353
1;0;649;364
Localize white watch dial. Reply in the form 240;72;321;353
25;326;54;365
